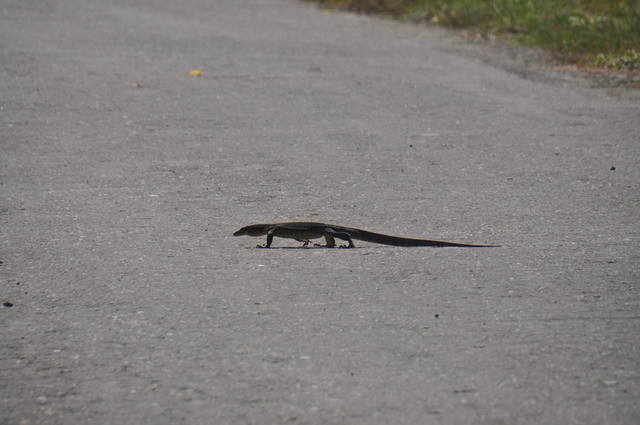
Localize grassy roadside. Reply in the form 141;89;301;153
308;0;640;75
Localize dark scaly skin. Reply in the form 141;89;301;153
233;222;499;248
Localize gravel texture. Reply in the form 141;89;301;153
1;0;639;424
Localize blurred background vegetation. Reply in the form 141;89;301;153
309;0;640;72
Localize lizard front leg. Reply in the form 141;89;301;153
257;233;274;248
296;239;312;248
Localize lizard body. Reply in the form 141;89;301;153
233;222;498;248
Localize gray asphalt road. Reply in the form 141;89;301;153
2;0;639;424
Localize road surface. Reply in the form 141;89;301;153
1;0;639;424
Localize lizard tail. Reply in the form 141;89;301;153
349;229;497;247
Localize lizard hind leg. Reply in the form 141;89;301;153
325;229;355;248
322;234;336;248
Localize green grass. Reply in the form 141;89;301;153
310;0;640;72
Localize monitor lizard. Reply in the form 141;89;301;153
233;222;498;248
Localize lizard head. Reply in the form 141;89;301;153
233;224;270;237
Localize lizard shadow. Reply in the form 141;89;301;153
245;246;362;250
